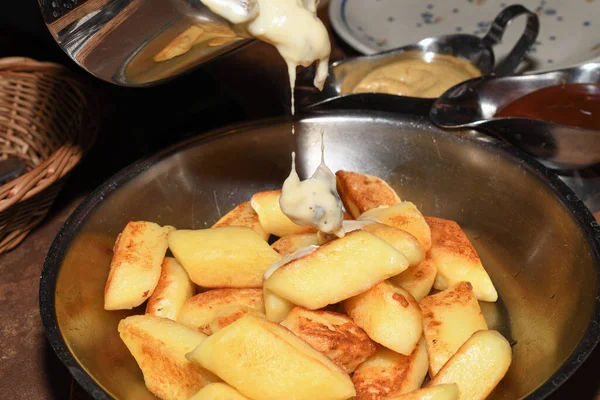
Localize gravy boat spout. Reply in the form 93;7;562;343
430;63;600;170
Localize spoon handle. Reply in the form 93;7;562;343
482;4;540;77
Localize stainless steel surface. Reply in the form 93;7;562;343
40;112;600;400
38;0;253;86
430;63;600;170
558;168;600;214
297;4;539;109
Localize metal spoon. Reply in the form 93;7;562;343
296;4;539;110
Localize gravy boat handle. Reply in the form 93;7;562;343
482;4;540;76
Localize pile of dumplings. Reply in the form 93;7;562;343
104;170;511;400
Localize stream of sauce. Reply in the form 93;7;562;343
202;0;331;114
495;83;600;130
203;0;343;235
247;0;330;114
279;134;344;237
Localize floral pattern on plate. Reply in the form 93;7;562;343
329;0;600;71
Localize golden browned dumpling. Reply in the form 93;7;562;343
281;307;376;373
390;257;437;301
336;170;401;218
426;330;512;400
352;338;428;400
271;233;319;256
168;227;280;288
212;201;269;241
178;288;264;335
425;216;497;302
419;281;488;377
360;202;431;251
189;383;250;399
145;257;195;320
104;221;174;310
344;281;423;356
118;315;218;400
264;230;408;310
187;314;356;399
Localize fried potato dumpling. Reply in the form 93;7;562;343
209;304;264;333
427;330;512;400
390;257;437;301
208;37;242;47
425;217;498;302
187;314;356;400
153;25;205;62
419;281;488;377
336;170;401;219
189;383;250;399
145;257;195;320
154;23;238;62
264;287;296;322
105;221;174;310
251;190;317;237
197;22;237;36
212;201;269;241
391;384;459;400
271;233;319;256
359;202;432;251
281;307;376;373
352;338;429;400
345;281;422;355
264;230;408;310
361;223;425;267
168;227;280;288
118;315;218;400
178;288;264;335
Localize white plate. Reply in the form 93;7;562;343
329;0;600;71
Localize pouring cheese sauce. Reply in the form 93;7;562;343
245;0;331;115
202;0;343;234
202;0;331;114
280;141;345;237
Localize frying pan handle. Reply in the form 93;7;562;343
482;4;540;77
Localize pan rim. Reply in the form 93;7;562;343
39;110;600;400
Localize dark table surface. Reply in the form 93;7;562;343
1;3;600;400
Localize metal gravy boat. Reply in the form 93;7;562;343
296;4;539;110
430;63;600;170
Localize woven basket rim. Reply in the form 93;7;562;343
0;56;71;74
0;56;99;214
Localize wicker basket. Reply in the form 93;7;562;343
0;57;98;253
